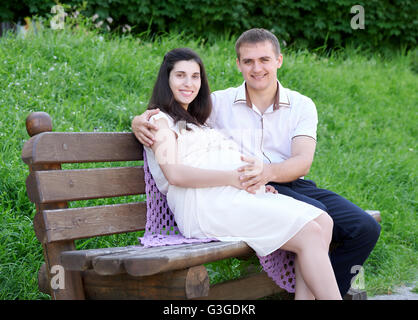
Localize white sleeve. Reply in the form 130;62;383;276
291;97;318;140
149;111;179;135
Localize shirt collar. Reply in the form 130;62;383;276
233;80;291;110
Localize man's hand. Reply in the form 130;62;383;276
237;155;272;194
237;136;316;189
131;108;160;147
265;185;278;194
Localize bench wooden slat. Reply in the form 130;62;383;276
91;243;202;275
92;241;252;277
22;132;143;164
61;246;144;271
61;244;199;273
195;270;285;300
42;202;147;243
62;244;200;273
61;241;252;277
26;167;145;203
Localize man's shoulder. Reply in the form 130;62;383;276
210;84;243;111
285;86;316;109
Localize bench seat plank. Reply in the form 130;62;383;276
92;243;200;275
61;241;252;277
123;241;253;277
61;245;144;271
62;243;216;272
62;244;197;272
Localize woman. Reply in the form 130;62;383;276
141;48;342;300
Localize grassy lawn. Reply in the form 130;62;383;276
0;25;416;299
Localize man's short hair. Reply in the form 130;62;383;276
235;28;281;60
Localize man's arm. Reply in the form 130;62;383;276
133;92;218;147
238;136;316;193
131;108;160;147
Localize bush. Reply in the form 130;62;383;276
1;0;417;50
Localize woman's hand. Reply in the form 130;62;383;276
131;108;160;147
229;170;245;190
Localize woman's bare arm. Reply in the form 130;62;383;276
150;118;242;189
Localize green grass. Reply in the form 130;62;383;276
0;25;417;299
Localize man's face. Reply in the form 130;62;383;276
236;41;283;92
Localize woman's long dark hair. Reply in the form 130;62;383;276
147;48;212;127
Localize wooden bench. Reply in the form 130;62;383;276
22;111;381;300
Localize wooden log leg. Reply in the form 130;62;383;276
33;202;85;299
185;266;210;299
38;263;49;294
82;265;209;300
42;241;85;300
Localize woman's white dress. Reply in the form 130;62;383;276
144;112;324;257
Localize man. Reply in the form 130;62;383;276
132;28;381;297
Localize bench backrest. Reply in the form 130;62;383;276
22;113;146;245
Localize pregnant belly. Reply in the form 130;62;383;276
181;147;245;171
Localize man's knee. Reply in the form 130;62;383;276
368;217;381;244
355;211;381;245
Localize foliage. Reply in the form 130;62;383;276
1;0;417;50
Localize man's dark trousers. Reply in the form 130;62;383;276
269;178;381;296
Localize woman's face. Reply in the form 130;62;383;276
169;60;201;110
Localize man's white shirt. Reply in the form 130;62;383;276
207;81;318;164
